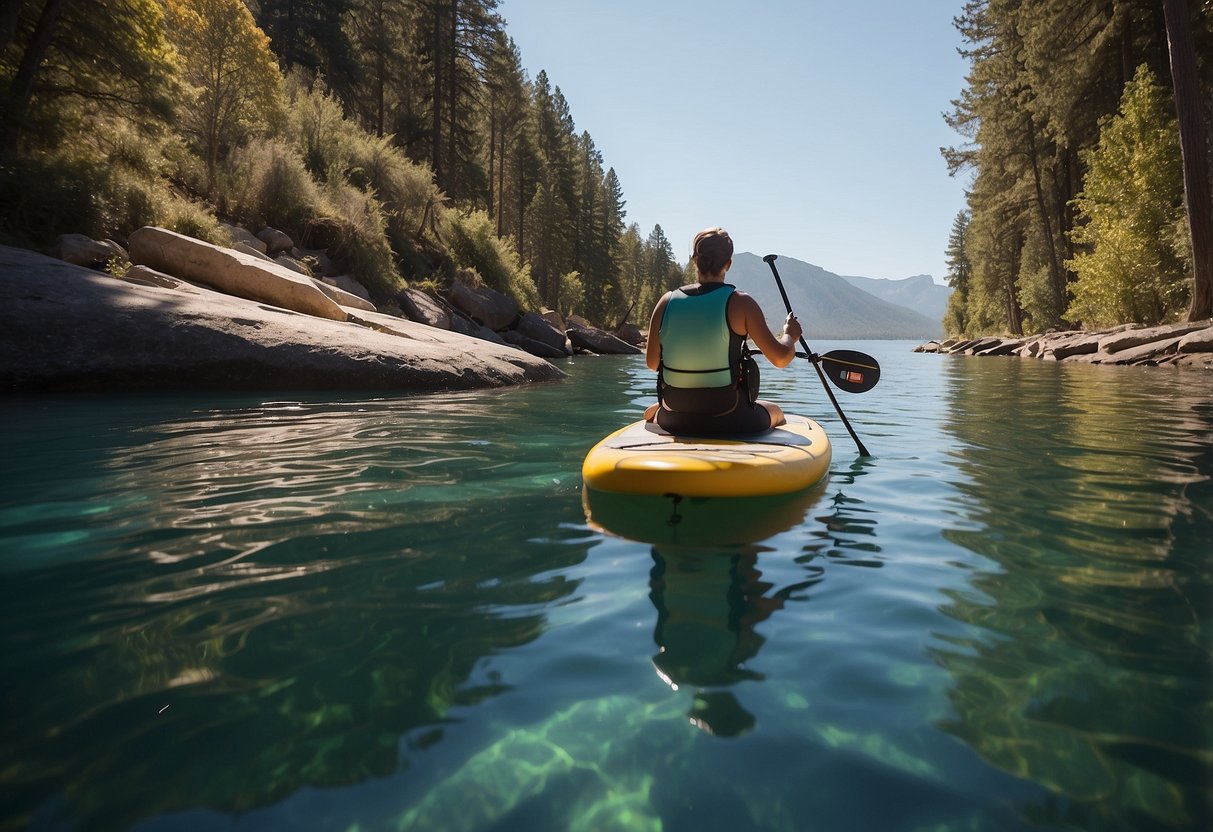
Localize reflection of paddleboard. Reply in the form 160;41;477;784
581;414;832;498
582;483;827;546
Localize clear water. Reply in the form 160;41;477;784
2;342;1210;832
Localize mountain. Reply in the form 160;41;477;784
839;273;952;322
726;252;943;340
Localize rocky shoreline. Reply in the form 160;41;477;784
2;226;645;393
914;320;1213;370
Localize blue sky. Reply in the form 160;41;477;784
496;0;971;284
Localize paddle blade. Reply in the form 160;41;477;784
819;350;880;393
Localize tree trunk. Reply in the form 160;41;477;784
1162;0;1213;321
429;6;444;191
1025;113;1065;317
2;0;68;154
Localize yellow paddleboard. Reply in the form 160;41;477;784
581;414;831;498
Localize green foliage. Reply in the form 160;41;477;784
446;208;540;310
0;119;221;249
164;0;287;193
224;139;327;233
317;178;402;298
1;0;179;153
556;271;584;319
1065;66;1189;327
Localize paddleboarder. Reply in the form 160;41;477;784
643;227;802;434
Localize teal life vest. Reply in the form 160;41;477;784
658;284;752;417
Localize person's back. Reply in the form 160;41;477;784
644;227;802;435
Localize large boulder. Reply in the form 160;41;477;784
449;312;509;345
129;226;347;322
567;320;642;355
503;329;567;359
445;280;518;331
615;322;645;347
51;234;125;268
257;226;295;256
398;288;451;330
0;245;564;391
515;310;571;355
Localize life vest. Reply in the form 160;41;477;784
658;283;752;416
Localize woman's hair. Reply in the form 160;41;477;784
692;227;734;277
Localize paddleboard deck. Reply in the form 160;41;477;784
582;414;831;498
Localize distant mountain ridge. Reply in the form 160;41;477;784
839;273;952;322
726;252;944;340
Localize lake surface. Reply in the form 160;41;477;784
2;341;1210;832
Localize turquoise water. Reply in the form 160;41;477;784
2;342;1211;832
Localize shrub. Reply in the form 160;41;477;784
317;179;402;298
445;208;540;309
223;139;325;236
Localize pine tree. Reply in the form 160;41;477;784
943;210;972;335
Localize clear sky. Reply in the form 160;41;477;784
496;0;971;284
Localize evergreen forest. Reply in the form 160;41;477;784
943;0;1213;337
0;0;687;328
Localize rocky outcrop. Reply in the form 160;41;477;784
915;320;1213;369
129;226;347;321
0;245;564;392
47;226;644;365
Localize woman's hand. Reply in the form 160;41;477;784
782;313;802;343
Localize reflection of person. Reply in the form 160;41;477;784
643;227;803;435
649;548;784;736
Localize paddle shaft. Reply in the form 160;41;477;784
762;254;871;457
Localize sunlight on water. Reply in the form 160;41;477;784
1;346;1210;832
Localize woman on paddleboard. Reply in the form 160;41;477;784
643;227;802;434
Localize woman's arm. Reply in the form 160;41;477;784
729;292;801;368
645;293;670;371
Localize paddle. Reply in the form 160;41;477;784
797;349;881;394
763;254;873;456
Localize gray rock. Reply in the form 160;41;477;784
541;309;567;331
567;321;642;355
1047;332;1102;359
503;329;568;359
615;322;645;347
0;245;564;392
257;226;294;256
234;241;273;262
1099;321;1209;353
323;275;370;301
51;234;125;268
449;312;509;345
273;254;310;275
121;265;190;291
398;288;451;330
1177;323;1213;352
220;223;266;253
309;277;376;312
515;311;571;354
446;280;519;331
1104;336;1184;365
129;226;346;322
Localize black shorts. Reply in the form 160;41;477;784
655;398;772;436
